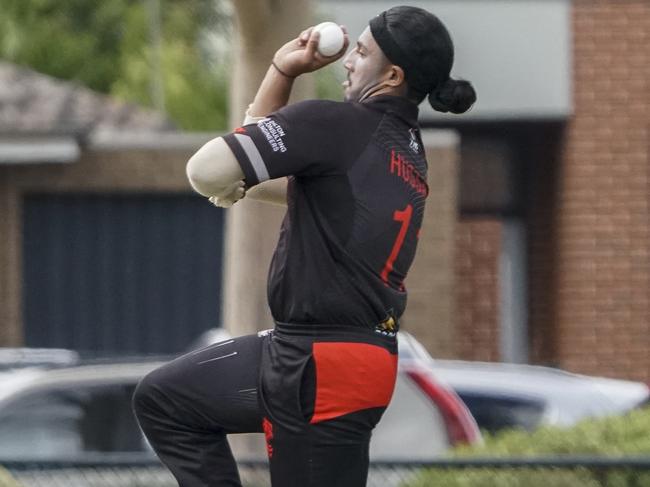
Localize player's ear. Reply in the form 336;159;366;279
385;65;406;87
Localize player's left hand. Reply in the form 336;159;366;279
208;181;246;208
273;25;349;78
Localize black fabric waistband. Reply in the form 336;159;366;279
273;321;397;350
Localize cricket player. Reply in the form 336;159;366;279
133;6;476;487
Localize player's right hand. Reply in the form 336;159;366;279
208;181;246;208
273;25;349;78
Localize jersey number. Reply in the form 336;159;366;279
380;204;413;286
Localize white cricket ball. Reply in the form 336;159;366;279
313;22;345;57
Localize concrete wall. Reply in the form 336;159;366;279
321;0;572;121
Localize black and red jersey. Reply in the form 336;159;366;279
223;95;429;330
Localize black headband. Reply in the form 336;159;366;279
369;11;442;95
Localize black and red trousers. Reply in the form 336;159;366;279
133;322;398;487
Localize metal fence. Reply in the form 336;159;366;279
2;457;650;487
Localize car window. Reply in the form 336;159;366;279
0;383;146;459
457;391;545;434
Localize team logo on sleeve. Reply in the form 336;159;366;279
258;118;287;153
408;128;420;154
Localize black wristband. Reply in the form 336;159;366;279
271;61;296;79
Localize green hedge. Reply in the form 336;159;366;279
404;407;650;487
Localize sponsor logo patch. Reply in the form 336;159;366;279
258;118;287;153
375;313;398;337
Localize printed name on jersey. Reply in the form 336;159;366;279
390;150;428;197
258;118;287;153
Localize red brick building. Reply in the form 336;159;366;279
455;1;650;381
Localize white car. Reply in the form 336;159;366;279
0;334;480;462
385;331;650;434
429;359;650;434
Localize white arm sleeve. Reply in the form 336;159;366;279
186;105;287;204
186;137;244;198
238;104;288;206
186;105;263;197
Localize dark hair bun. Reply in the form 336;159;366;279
428;78;477;114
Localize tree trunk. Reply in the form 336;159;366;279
223;0;315;336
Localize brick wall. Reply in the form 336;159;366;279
553;1;650;380
0;174;20;345
455;219;501;362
